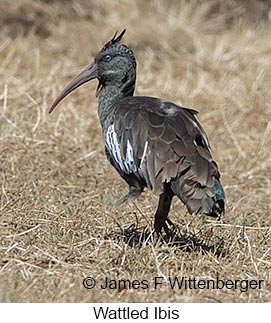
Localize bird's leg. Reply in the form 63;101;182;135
154;190;174;236
116;185;143;205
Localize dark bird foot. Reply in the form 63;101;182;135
154;217;178;240
116;186;143;205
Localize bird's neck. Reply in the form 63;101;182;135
98;76;136;126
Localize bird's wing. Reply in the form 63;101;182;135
106;96;221;204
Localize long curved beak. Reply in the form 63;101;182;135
49;61;98;113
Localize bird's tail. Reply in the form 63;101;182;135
170;163;225;219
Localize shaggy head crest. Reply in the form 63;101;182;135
102;29;126;50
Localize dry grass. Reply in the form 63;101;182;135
0;0;271;302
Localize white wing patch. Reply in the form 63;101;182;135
140;141;148;168
125;139;137;172
105;124;148;174
105;124;124;169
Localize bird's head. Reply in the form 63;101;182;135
49;29;136;113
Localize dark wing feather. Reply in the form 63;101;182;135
109;96;224;216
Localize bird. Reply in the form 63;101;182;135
49;29;225;236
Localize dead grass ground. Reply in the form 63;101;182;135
0;0;271;302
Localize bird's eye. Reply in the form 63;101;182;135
103;54;112;62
